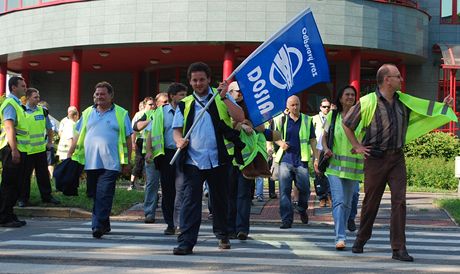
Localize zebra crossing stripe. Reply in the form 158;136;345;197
2;239;460;260
0;248;458;272
0;263;265;274
34;231;460;245
81;222;460;238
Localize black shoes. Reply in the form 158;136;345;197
269;193;278;199
92;226;110;239
1;220;23;228
164;226;176;235
299;211;309;224
237;232;248;240
42;196;61;205
280;222;292;229
1;215;27;227
92;228;104;239
173;246;193;255
347;219;356;232
352;241;364;253
218;239;231;249
392;249;414;262
12;216;27;226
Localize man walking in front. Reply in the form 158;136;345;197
343;63;456;262
68;81;132;238
274;95;319;229
172;62;244;255
312;98;332;207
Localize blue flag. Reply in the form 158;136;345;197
235;8;330;126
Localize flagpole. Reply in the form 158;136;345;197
169;70;239;165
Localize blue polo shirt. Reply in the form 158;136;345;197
281;115;316;168
145;104;176;150
75;105;133;171
2;94;22;124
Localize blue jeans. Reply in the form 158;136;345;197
144;161;160;217
86;169;119;231
349;183;360;221
255;177;264;198
228;166;253;235
328;174;359;243
279;162;310;224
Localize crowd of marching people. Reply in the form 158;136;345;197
0;62;456;262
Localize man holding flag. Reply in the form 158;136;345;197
169;7;330;254
172;62;244;255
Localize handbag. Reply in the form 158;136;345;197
318;110;338;173
54;158;84;196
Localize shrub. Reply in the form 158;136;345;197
404;132;460;160
405;157;458;190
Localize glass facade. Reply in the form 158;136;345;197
0;0;88;14
441;0;460;24
6;0;20;10
23;0;40;7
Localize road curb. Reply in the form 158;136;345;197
15;206;92;218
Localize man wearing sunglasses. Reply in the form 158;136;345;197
312;98;332;208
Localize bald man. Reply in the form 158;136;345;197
274;95;319;229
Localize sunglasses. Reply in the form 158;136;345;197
321;105;330;109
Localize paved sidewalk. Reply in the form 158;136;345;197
254;192;459;227
15;191;459;228
117;191;459;227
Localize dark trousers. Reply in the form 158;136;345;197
0;146;27;223
267;158;276;196
227;165;253;235
156;149;177;227
178;164;229;249
268;178;276;196
87;169;119;230
20;151;52;202
131;138;145;178
356;150;407;250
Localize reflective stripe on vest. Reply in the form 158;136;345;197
0;97;30;152
234;131;268;169
181;88;234;156
324;113;364;181
274;114;311;163
72;104;128;165
359;91;458;144
26;106;47;155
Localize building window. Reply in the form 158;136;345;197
23;0;40;7
441;0;460;24
6;0;20;10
